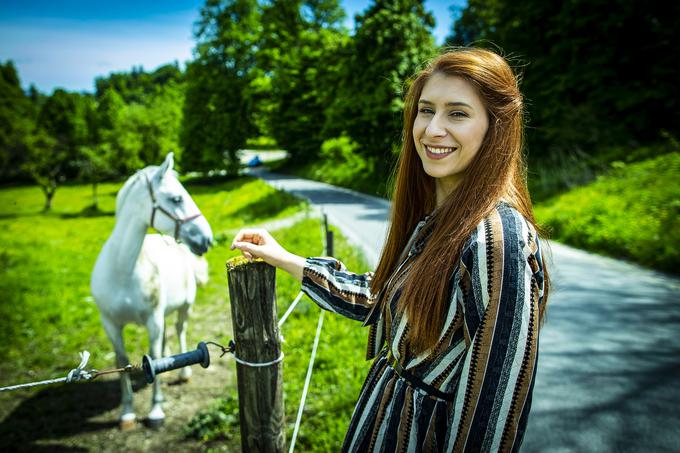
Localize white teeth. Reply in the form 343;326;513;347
425;145;456;154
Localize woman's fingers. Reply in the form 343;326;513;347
228;228;303;280
232;239;258;254
230;228;288;267
231;228;269;249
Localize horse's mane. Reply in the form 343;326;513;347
115;166;158;218
115;166;181;218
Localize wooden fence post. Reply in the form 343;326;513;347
226;258;285;452
323;214;334;256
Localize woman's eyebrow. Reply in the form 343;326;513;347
418;99;473;109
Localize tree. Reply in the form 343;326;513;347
95;63;183;104
0;61;36;182
181;0;260;173
138;82;184;165
444;0;500;47
325;0;436;171
257;0;349;160
76;95;117;210
92;87;143;177
447;0;680;162
23;129;64;211
77;144;117;210
89;82;185;183
23;89;87;210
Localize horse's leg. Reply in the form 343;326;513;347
101;317;136;429
176;304;192;382
146;313;165;428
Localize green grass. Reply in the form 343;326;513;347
0;176;304;372
0;175;371;451
0;182;125;373
535;152;680;273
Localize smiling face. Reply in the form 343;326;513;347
413;72;490;204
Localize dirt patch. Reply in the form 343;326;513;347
0;296;240;452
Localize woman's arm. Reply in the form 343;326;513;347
446;208;542;453
302;257;375;321
231;228;306;281
231;228;376;322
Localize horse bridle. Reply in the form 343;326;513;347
143;172;203;242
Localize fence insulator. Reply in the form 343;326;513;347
142;342;210;383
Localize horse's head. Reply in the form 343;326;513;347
141;153;213;255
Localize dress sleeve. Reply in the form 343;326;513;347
446;207;542;453
301;257;376;322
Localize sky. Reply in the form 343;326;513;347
0;0;466;94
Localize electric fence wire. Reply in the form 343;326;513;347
289;309;325;453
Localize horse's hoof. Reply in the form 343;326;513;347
119;417;136;431
147;405;165;429
147;417;165;430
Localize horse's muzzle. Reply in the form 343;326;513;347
181;221;213;256
188;235;212;256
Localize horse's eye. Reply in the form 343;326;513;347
171;195;183;204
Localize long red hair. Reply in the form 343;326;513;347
372;47;550;354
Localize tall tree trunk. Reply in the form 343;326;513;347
43;189;54;212
42;183;56;212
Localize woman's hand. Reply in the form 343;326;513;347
230;228;306;281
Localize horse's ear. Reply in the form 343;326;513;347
155;152;174;182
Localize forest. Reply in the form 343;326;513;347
1;0;678;269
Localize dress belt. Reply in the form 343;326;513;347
387;353;454;402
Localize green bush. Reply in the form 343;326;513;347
529;134;679;202
290;136;387;196
245;136;279;150
535;152;680;273
314;136;368;183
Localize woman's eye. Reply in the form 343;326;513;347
450;111;468;118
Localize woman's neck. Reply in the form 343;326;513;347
435;176;462;207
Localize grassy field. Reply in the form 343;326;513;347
0;175;371;451
535;152;680;273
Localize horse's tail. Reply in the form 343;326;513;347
193;254;209;287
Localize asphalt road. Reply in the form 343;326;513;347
251;168;680;453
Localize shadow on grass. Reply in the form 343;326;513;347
0;376;146;452
182;172;245;187
0;212;42;220
183;177;253;197
0;206;115;220
59;205;115;219
238;191;302;223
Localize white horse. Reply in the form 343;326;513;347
90;153;213;429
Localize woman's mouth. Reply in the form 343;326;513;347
424;145;457;160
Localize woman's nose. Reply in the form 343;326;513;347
425;115;446;137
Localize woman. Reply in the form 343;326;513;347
231;48;549;452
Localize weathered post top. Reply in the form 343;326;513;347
225;256;264;271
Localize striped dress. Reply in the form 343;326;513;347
301;202;546;452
